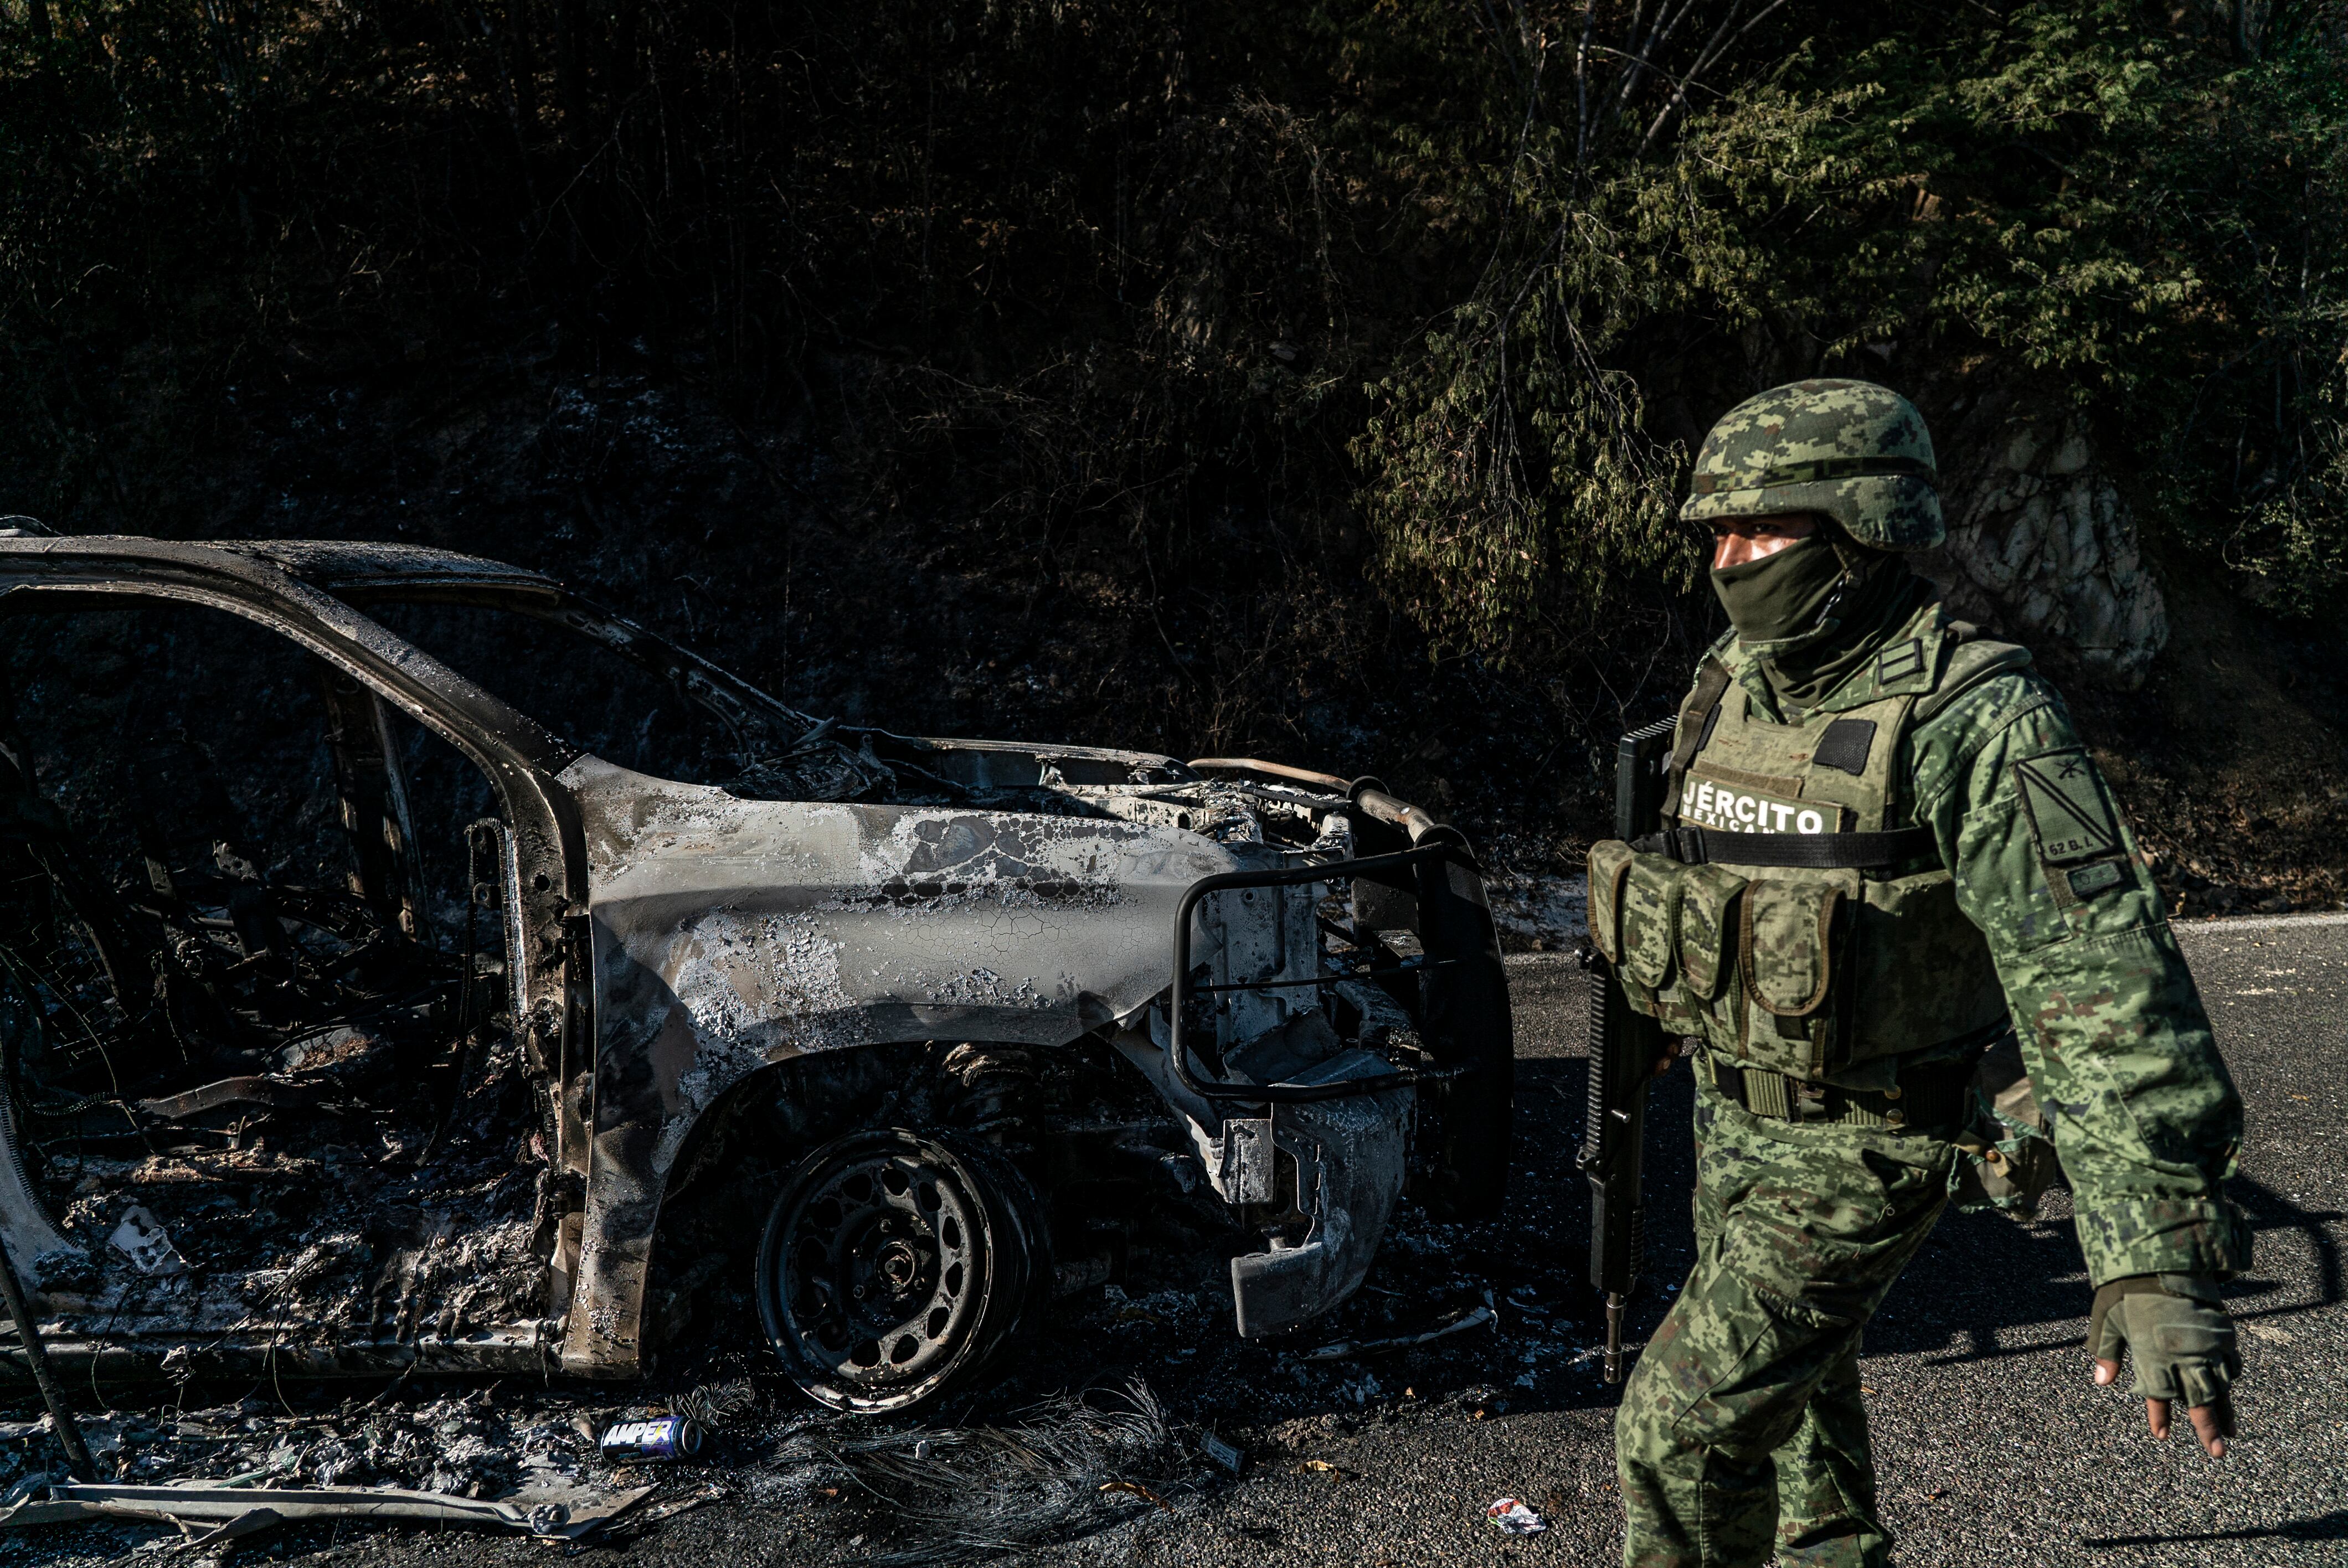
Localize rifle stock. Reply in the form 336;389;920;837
1579;716;1677;1385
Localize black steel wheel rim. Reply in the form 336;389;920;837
756;1128;1030;1411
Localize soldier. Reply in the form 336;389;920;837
1594;380;2247;1567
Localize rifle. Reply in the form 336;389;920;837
1578;716;1677;1384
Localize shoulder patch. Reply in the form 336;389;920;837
1875;638;1927;687
1916;638;2036;721
2014;750;2118;863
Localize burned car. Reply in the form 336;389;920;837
0;537;1511;1412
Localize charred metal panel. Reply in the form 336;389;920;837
1108;1025;1409;1336
1218;1117;1276;1205
1232;1067;1411;1338
1198;880;1325;1050
0;1099;77;1283
559;757;1243;1374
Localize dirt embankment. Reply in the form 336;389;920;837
2071;561;2348;919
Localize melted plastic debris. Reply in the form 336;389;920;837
106;1207;187;1277
1302;1303;1496;1361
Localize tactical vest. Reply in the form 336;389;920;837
1588;615;2022;1081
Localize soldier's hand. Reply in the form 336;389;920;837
2089;1273;2238;1457
1651;1037;1686;1079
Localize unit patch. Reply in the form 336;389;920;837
2014;751;2119;863
1679;775;1836;835
2065;861;2126;899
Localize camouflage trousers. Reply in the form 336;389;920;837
1615;1061;1958;1567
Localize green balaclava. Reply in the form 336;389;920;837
1709;529;1925;710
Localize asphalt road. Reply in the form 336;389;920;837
4;915;2342;1567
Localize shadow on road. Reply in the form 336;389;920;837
2082;1508;2348;1546
2227;1175;2344;1319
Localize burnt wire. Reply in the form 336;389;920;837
0;929;125;1102
785;1379;1197;1565
0;935;154;1154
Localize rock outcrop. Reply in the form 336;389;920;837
1916;400;2167;689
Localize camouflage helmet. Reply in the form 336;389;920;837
1680;379;1942;549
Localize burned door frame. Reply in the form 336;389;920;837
0;542;596;1370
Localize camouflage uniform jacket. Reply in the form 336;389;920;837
1702;595;2250;1287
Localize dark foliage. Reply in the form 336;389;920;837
2;1;2344;847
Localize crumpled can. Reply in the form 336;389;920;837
600;1416;704;1462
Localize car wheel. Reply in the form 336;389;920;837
755;1127;1048;1413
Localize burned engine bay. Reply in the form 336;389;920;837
0;538;1513;1413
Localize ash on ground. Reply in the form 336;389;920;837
0;1184;1603;1563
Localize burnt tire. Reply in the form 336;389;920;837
755;1127;1048;1414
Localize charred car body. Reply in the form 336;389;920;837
0;537;1511;1411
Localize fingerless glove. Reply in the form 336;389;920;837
2089;1273;2239;1408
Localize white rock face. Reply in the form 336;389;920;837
1918;416;2167;689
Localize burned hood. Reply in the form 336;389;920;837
562;757;1240;1173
